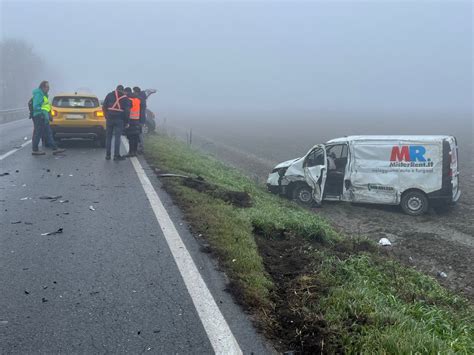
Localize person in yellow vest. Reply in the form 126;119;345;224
31;81;65;155
124;87;142;157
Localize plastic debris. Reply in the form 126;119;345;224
69;174;73;177
89;205;96;211
437;271;448;278
41;228;63;236
378;238;392;246
20;197;30;201
59;200;69;203
39;195;62;202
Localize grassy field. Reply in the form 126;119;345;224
145;133;473;353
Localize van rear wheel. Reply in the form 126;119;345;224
401;190;429;216
291;183;313;206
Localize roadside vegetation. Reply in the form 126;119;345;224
145;133;473;353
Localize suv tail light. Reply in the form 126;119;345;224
94;110;104;118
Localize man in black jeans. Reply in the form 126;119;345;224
102;85;131;161
31;81;65;155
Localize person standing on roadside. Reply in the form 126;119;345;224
31;81;66;155
102;85;131;161
133;87;147;154
124;87;142;157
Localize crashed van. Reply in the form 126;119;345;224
267;136;460;215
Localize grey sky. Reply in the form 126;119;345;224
1;0;472;117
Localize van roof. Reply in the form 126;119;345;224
327;135;454;144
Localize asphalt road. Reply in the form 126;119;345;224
0;119;272;354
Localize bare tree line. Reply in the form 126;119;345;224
0;38;51;110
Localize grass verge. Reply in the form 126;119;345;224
145;133;473;353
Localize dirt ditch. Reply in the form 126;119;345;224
182;177;252;208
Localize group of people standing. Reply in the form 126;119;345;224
102;85;150;161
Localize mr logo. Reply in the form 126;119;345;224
390;145;426;162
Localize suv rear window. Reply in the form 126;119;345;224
53;96;99;108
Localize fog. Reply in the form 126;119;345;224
1;0;472;148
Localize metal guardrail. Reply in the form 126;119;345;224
0;107;28;124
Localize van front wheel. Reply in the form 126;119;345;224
291;183;313;206
401;190;429;216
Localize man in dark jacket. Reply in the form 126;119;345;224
102;85;131;161
125;88;142;157
133;87;147;154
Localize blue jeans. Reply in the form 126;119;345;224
32;115;57;151
105;118;124;157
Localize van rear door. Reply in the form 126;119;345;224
303;145;327;204
447;136;460;201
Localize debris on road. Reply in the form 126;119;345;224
0;172;10;177
378;238;392;246
11;221;21;224
24;290;30;295
69;174;73;177
89;206;96;211
39;195;62;202
20;197;30;201
42;297;48;303
437;271;448;278
59;200;69;203
41;228;63;236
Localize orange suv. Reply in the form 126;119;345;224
50;93;106;147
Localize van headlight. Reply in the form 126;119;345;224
272;167;288;177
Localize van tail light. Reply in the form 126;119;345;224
94;110;104;118
51;110;58;117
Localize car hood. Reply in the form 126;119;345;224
274;157;302;170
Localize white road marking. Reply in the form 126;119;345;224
0;140;32;161
123;137;242;354
0;118;29;130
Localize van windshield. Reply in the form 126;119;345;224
53;96;99;108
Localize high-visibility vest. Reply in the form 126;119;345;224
41;96;51;112
108;90;128;112
129;97;141;120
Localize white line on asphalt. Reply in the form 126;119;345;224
0;140;32;161
124;138;242;355
0;118;28;128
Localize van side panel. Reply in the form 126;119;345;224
349;142;400;204
348;140;443;204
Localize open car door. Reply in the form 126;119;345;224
303;145;327;205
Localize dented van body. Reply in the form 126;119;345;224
267;135;460;215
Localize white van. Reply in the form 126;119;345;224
267;136;460;215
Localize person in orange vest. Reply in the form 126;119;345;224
124;87;142;157
102;85;131;161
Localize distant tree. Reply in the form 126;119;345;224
0;39;45;109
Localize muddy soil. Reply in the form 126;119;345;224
168;126;474;301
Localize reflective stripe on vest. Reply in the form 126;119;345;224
129;97;141;120
41;96;51;112
109;90;127;112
